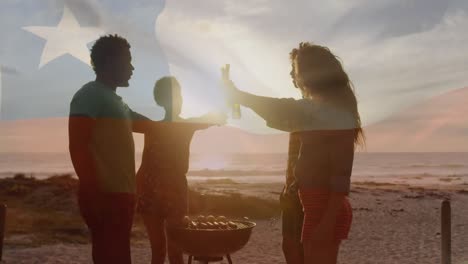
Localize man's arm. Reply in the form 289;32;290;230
68;116;99;195
130;110;153;134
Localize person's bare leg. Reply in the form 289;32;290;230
282;236;304;264
166;217;184;264
143;214;167;264
303;240;340;264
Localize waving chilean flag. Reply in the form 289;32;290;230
1;0;468;153
0;0;169;121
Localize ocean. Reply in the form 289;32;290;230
1;152;467;186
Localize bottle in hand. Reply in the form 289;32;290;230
222;64;241;119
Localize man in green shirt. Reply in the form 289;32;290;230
69;34;150;264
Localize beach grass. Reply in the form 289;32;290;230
0;173;279;246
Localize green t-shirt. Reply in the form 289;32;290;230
69;81;138;194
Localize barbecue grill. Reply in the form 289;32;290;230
167;220;256;264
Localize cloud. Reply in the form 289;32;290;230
157;0;468;130
331;0;450;40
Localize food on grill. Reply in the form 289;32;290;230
228;221;237;229
182;216;191;225
190;221;198;229
206;215;216;222
197;215;206;222
216;216;227;222
181;215;249;230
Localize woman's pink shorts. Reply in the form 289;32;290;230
299;188;353;242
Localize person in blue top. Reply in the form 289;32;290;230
69;34;152;264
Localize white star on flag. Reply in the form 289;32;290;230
0;1;169;121
23;6;103;68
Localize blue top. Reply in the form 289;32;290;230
69;81;142;193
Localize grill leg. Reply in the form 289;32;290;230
226;254;233;264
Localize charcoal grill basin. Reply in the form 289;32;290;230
167;220;256;257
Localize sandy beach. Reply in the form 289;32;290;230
1;175;467;264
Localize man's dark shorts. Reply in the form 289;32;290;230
78;191;135;264
280;186;304;242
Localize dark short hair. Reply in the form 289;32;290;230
90;34;131;73
153;76;180;107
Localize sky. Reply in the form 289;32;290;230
0;0;468;152
156;0;468;131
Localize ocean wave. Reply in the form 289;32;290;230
352;172;468;179
406;164;465;169
188;168;468;178
187;169;285;177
